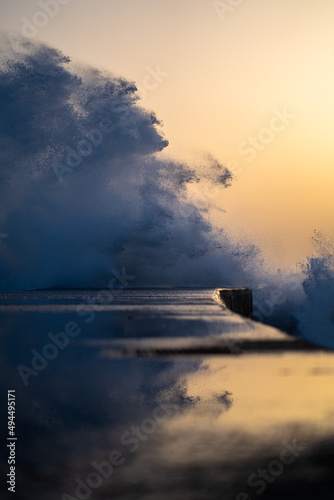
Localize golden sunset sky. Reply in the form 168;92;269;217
2;0;334;267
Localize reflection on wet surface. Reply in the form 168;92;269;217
1;290;333;499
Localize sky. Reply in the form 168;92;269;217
1;0;334;268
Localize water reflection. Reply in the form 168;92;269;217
0;292;333;499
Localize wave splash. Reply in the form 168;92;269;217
0;35;333;348
0;35;259;291
295;232;334;347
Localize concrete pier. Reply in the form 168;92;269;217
218;287;253;318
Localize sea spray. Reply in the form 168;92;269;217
295;232;334;348
0;34;260;291
1;34;333;349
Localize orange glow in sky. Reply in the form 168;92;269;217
2;0;334;267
